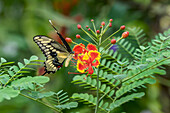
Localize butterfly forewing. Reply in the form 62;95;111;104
33;35;70;74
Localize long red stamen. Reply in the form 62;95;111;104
68;72;86;75
83;73;89;80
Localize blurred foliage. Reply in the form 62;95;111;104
0;0;169;113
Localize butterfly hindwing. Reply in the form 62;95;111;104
33;35;70;74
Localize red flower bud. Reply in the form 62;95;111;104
100;26;102;28
65;37;72;43
109;23;112;27
88;28;91;31
101;21;105;26
77;24;81;29
122;31;129;38
91;19;94;22
109;19;113;22
120;25;125;30
96;30;100;34
76;34;81;39
111;39;116;44
86;25;89;28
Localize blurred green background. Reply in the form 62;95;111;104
0;0;169;113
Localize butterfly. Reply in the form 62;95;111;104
33;20;74;75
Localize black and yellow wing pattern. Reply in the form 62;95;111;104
33;31;73;75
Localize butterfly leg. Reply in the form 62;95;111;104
52;58;63;70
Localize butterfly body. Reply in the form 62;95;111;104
33;33;73;75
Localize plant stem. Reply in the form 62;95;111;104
94;36;102;113
81;27;98;44
122;57;170;82
100;29;121;46
4;64;27;87
20;93;62;113
94;65;100;113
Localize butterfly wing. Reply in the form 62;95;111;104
33;35;70;74
56;32;72;53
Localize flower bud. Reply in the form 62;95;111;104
111;39;116;44
109;23;112;27
77;24;81;29
88;28;91;31
109;19;113;22
86;25;89;28
101;21;105;26
96;30;100;34
76;34;81;39
120;25;125;30
65;37;72;43
91;19;94;22
122;31;129;38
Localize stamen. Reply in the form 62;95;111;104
68;72;86;75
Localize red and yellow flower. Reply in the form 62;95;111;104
73;44;101;75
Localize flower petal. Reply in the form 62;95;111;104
87;65;94;74
82;52;89;60
73;43;85;54
73;53;78;60
88;50;101;61
92;59;100;67
77;60;86;73
87;44;97;51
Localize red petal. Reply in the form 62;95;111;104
73;53;78;60
87;44;97;51
73;43;85;54
87;65;94;74
88;51;100;61
77;60;86;73
92;60;100;67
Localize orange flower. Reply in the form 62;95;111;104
73;44;101;75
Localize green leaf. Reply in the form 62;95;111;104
33;76;50;83
24;59;30;64
31;60;44;62
1;62;15;66
139;46;146;50
1;58;7;63
109;92;145;111
8;71;14;76
30;55;38;61
18;62;24;69
55;102;78;109
37;91;55;99
0;74;10;84
11;76;49;90
17;71;30;74
159;35;167;41
0;87;20;102
12;66;19;73
27;63;41;65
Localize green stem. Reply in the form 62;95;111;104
4;64;28;87
20;93;62;113
94;36;102;113
81;27;98;44
92;21;97;34
100;22;110;37
100;29;121;46
94;66;100;113
80;37;92;44
98;57;170;104
122;57;170;82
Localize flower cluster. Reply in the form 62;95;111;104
73;44;101;75
66;19;129;77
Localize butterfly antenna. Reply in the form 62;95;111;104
49;20;59;33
